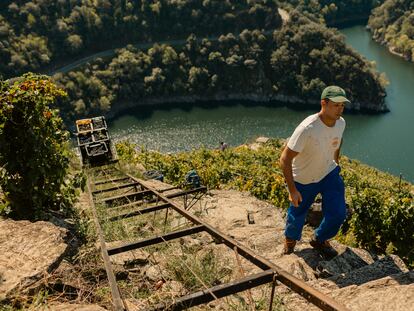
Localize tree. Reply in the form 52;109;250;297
144;67;166;95
66;34;83;53
0;73;81;219
188;66;210;93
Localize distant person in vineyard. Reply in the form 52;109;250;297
219;141;228;151
279;86;349;258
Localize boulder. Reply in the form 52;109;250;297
0;219;69;298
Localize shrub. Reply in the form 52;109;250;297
350;187;414;265
0;73;81;219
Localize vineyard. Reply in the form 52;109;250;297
116;139;414;268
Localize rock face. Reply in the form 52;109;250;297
0;219;69;299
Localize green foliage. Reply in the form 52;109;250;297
117;139;290;211
55;16;387;122
271;13;387;106
0;0;282;78
0;1;389;118
116;141;414;267
350;188;413;262
368;0;414;61
279;0;384;26
0;73;81;220
328;158;414;267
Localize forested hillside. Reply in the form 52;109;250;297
278;0;383;26
0;0;391;120
368;0;414;61
54;12;388;122
0;0;282;78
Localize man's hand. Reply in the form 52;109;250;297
289;188;302;207
280;146;302;207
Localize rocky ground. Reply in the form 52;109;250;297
1;156;413;310
192;189;414;311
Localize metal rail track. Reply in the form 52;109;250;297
86;163;350;311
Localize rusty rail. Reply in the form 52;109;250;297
86;174;125;311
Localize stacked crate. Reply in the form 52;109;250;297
75;117;115;165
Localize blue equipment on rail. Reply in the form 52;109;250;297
185;170;201;188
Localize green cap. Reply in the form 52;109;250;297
321;85;350;103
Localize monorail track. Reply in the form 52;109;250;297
86;162;350;311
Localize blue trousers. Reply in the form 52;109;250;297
285;166;346;242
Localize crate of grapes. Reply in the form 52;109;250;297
76;119;93;133
86;142;108;157
92;116;106;130
77;132;93;146
74;116;116;166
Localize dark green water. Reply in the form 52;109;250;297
109;26;414;182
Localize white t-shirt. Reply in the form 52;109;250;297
287;113;346;184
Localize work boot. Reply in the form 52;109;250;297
283;237;296;255
310;238;338;260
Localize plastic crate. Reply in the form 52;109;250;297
93;129;109;142
75;116;115;166
77;132;93;146
92;117;106;130
76;119;92;133
86;142;108;157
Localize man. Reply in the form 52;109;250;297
279;85;349;258
219;141;228;151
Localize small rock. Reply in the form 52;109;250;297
49;303;107;310
306;203;322;227
109;249;150;268
247;211;255;224
255;136;270;144
162;280;186;296
144;265;167;282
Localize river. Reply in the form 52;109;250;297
108;25;414;182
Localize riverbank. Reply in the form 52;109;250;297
327;16;369;29
104;92;388;122
364;24;412;62
366;0;414;63
371;37;412;62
